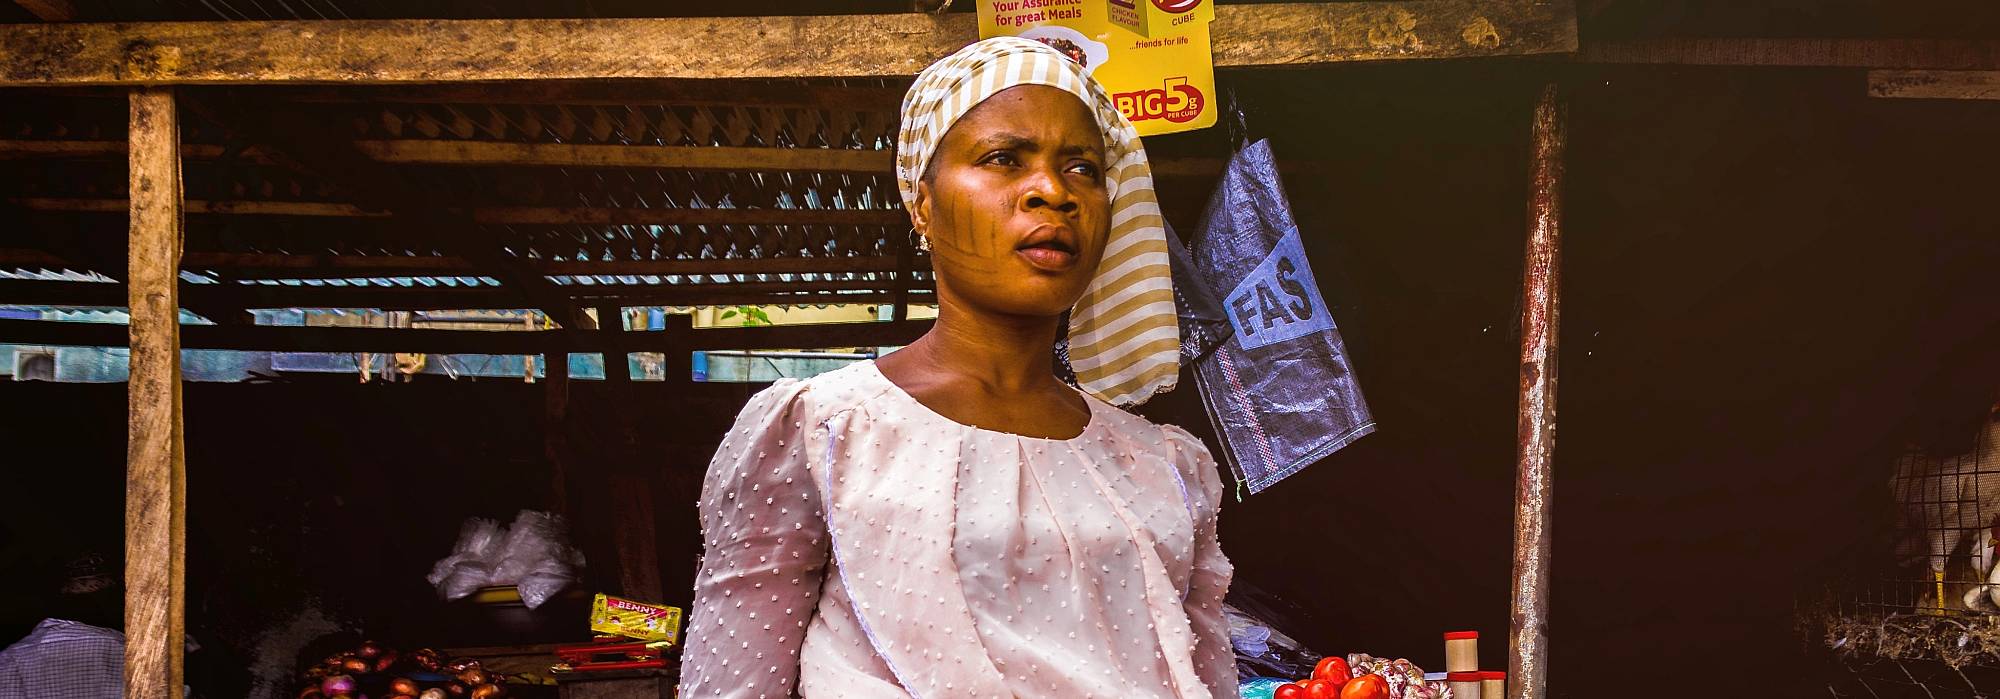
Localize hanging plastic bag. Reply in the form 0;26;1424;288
1187;138;1375;494
426;517;504;601
426;511;584;608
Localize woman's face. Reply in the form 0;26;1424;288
913;85;1111;319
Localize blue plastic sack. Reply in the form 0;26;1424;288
1187;139;1375;494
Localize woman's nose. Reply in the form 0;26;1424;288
1021;165;1079;214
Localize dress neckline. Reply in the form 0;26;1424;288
861;359;1099;443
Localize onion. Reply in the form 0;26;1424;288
375;651;400;673
445;684;466;697
389;678;419;695
321;674;358;696
456;668;489;686
469;684;504;699
419;691;448;699
297;687;324;699
342;657;371;674
358;641;384;659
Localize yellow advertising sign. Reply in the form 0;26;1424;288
977;0;1217;136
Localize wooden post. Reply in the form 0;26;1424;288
608;471;664;600
599;304;628;384
661;313;695;386
124;85;186;699
1508;81;1565;699
544;339;571;513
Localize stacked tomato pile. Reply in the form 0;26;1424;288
1271;656;1390;699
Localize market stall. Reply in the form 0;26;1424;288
0;2;1579;697
5;0;1997;697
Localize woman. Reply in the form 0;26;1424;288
680;37;1235;698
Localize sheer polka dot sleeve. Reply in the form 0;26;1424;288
1165;425;1239;698
681;379;829;699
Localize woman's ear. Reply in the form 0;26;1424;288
911;179;933;234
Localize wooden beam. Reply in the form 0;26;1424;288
0;1;1577;86
0;247;72;268
8;194;902;226
1508;80;1565;699
1867;70;2000;100
276;80;910;108
0;277;935;311
354;140;892;172
0;316;934;353
473;206;906;227
123;85;186;699
12;197;385;218
598;303;628;384
1582;38;2000;69
6;244;918;279
0;140;253;161
1214;0;1576;65
13;0;75;21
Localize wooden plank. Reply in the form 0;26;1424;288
1582;38;2000;69
1508;81;1564;699
607;472;662;599
0;140;250;161
540;257;911;275
1867;70;2000;100
123;85;186;699
0;1;1577;86
276;80;910;108
8;194;902;226
0;316;934;353
0;276;934;310
1212;0;1576;65
0;247;72;268
598;303;628;384
354;140;893;173
12;197;385;217
472;205;906;227
13;0;76;22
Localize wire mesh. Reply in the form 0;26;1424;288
1821;408;2000;694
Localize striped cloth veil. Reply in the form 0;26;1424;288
895;36;1181;406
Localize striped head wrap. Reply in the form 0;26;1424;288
896;36;1180;407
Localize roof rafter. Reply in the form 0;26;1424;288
0;1;1578;86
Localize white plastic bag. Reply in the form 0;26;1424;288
426;517;505;601
427;511;583;608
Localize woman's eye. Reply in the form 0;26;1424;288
983;152;1020;167
1068;162;1103;179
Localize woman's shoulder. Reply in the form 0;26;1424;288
733;360;895;426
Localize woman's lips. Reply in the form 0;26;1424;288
1016;223;1080;272
1017;245;1079;271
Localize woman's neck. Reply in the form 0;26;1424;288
902;300;1062;394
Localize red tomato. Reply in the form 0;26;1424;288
1273;682;1307;699
1313;656;1352;683
1338;674;1389;699
1304;678;1341;699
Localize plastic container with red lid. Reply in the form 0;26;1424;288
1443;631;1479;672
1480;670;1506;696
1446;671;1484;699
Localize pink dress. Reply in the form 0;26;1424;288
680;360;1237;698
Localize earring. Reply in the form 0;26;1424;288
914;230;931;253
